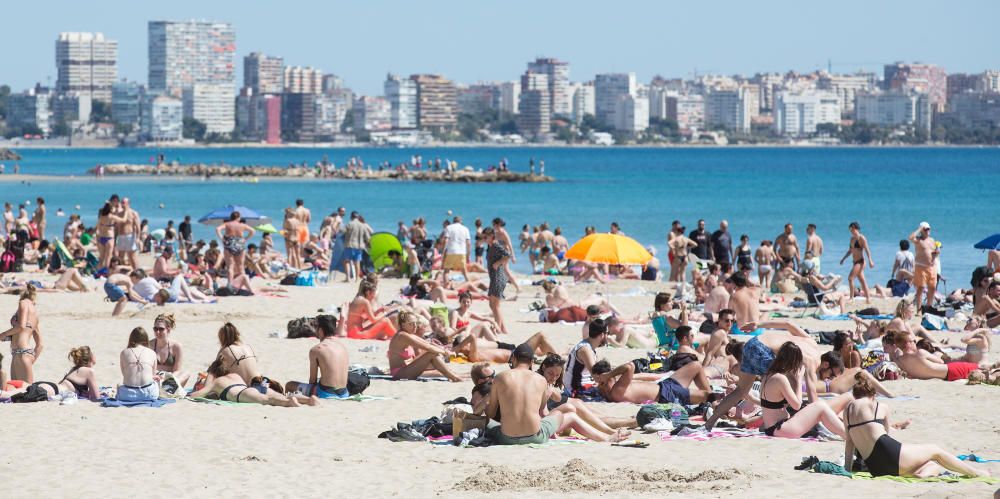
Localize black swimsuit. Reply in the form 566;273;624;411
60;366;89;396
848;402;901;476
760;376;789;436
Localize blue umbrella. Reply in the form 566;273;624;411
198;205;271;226
974;234;1000;250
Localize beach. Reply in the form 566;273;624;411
2;267;997;498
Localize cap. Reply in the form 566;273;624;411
646;245;657;256
919;221;931;230
511;343;534;363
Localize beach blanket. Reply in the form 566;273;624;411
851;472;999;484
101;398;175;408
368;374;451;382
819;314;895;321
429;435;589;448
190;394;391;405
658;426;826;442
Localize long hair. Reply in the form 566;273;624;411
20;283;37;302
218;322;240;347
536;354;566;388
128;327;150;348
766;342;803;376
852;371;876;398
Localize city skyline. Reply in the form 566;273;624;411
1;0;998;95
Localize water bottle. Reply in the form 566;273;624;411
670;398;683;426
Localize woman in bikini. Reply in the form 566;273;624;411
150;313;190;387
1;284;42;383
117;327;159;402
843;372;984;477
839;222;875;304
449;291;498;335
215;211;255;284
888;298;944;349
346;280;398;340
59;346;101;400
386;311;461;382
452;331;558;363
189;358;317;407
535;354;633;435
96;202;126;270
216;322;277;395
282;208;303;270
758;342;850;439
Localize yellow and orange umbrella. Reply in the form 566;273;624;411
564;233;652;265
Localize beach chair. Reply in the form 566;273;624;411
798;282;830;318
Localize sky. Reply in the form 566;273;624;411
1;0;997;95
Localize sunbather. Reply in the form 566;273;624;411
591;357;721;406
150;313;190;387
285;314;351;399
189;358;317;407
386;311;461;382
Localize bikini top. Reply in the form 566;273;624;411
152;339;177;370
760;375;789;410
61;366;89;395
847;402;886;429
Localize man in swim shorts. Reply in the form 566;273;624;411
893;331;995;382
285;315;351;399
908;222;939;310
591;358;719;405
485;344;560;445
105;272;148;316
342;212;371;282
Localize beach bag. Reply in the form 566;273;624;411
12;383;49;403
279;273;298;286
440;403;474;424
452;409;489;437
921;314;946;331
636;404;671;427
0;249;14;272
857;307;880;317
286;317;318;339
295;271;316;287
347;371;370;395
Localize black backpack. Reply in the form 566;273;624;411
12;383;49;403
347;370;370;395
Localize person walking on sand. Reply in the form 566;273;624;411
483;228;511;334
342;211;371;282
909;222;939;311
441;216;471;283
32;197;46;241
216;212;256;283
710;220;733;265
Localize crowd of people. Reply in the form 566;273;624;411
2;194;998;481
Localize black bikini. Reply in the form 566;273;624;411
152;339;177;370
848;402;901;476
760;376;789;436
219;383;249;402
60;366;89;396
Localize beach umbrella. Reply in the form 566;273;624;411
369;232;404;271
564;233;653;265
254;223;279;234
974;234;1000;250
198;205;271;226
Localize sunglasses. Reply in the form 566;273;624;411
153;327;166;332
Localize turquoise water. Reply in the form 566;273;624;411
4;146;999;283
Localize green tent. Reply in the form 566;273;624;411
368;232;405;272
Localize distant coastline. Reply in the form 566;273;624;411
1;141;997;150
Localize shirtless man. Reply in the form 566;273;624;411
728;273;761;327
484;344;624;444
285;314;352;399
805;223;823;273
669;226;698;282
32;197;46;241
294;199;311;228
592;358;719;405
774;223;800;270
909;222;939;310
105;271;149;316
705;323;820;430
115;198;141;269
152;246;183;281
2;203;14;235
703;276;733;316
893;331;994;382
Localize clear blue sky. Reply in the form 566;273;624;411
2;0;997;95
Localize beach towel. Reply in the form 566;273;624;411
101;398;175;408
959;454;1000;463
658;427;821;442
819;314;895;321
368;374;451;382
850;472;999;484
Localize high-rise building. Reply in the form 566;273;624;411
283;66;323;94
947;92;1000;129
322;75;344;94
883;62;947;112
148;20;236;97
236;88;281;143
614;94;648;133
526;57;570;117
410;74;457;130
498;81;520;117
457;83;497;115
666;94;705;130
517;71;550;139
7;87;52;135
981;71;1000;93
112;80;144;128
571;83;595;124
51;92;92;125
594;73;636;127
855;91;932;132
141;95;184;141
182;84;235;134
647;84;673;120
773;91;841;137
282;93;348;142
56;32;117;103
384;74;418;129
752;73;784;113
353;95;391;132
243;52;284;94
705;87;752;133
817;72;876;117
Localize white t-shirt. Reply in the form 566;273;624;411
133;277;161;301
894;250;915;273
443;223;470;255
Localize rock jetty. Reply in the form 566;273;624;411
0;148;22;161
88;163;552;183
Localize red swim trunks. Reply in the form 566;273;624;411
946;361;979;381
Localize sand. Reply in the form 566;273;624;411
1;268;997;498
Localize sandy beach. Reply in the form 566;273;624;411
2;265;997;498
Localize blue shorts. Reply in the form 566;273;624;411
656;377;691;405
740;337;774;376
344;248;363;262
295;383;350;399
104;281;126;301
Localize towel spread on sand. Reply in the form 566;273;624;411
959;454;1000;463
850;472;999;484
819;314;895;321
101;398;175;408
189;394;391;405
657;427;820;442
368;374;451;382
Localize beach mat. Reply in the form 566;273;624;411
819;314;895;321
959;454;1000;463
368;374;451;382
102;398;175;408
658;427;821;442
851;472;999;484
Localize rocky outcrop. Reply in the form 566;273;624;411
0;148;22;161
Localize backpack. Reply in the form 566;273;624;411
286;317;318;339
347;370;370;395
0;249;15;272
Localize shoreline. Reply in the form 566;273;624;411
2;142;998;150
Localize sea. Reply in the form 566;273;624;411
3;146;998;285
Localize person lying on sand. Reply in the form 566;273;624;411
484;344;628;444
893;331;998;381
817;351;894;398
844;372;987;478
591;357;721;406
189;358;317;407
452;331;557;363
285;314;351;399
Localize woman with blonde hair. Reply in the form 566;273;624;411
386;311;462;382
1;284;43;383
117;327;159;402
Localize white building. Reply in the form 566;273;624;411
571;83;595;124
112;80;144;128
56;32;118;103
666;94;705;130
284;66;324;94
517;71;550;139
384;74;418;129
142;95;183;141
182;84;235;134
498;81;520;116
948;92;1000;128
243;52;283;95
353;95;391;132
7;88;52;135
595;73;636;127
148;20;236;98
526;57;570;117
855;91;932;132
614;94;648;133
647;85;674;120
980;70;1000;93
817;72;876;117
774;91;841;136
705;87;752;133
